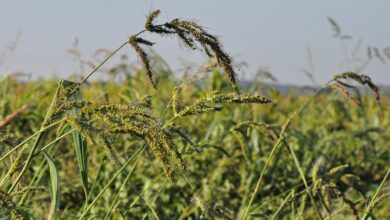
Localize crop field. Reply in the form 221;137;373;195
1;9;389;220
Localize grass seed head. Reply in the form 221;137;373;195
165;19;239;92
139;10;241;91
180;104;224;117
333;72;381;105
207;92;272;104
44;81;79;126
73;101;187;181
7;146;26;177
10;186;46;196
145;9;161;31
329;83;361;106
128;37;156;88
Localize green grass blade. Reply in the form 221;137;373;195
361;167;390;220
285;140;323;219
72;130;89;200
65;80;90;199
43;152;60;220
271;190;293;219
82;156;105;211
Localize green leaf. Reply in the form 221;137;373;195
66;80;89;200
72;130;89;199
43;152;60;220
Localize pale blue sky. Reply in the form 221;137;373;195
1;1;389;84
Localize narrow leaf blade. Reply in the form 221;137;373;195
43;152;60;220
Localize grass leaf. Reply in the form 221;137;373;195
43;152;60;220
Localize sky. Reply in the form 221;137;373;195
1;1;390;85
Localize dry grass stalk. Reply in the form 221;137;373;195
0;105;28;129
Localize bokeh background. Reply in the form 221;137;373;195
1;0;389;84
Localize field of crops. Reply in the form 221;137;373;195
1;10;389;220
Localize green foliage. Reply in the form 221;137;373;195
1;67;389;219
0;9;389;220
